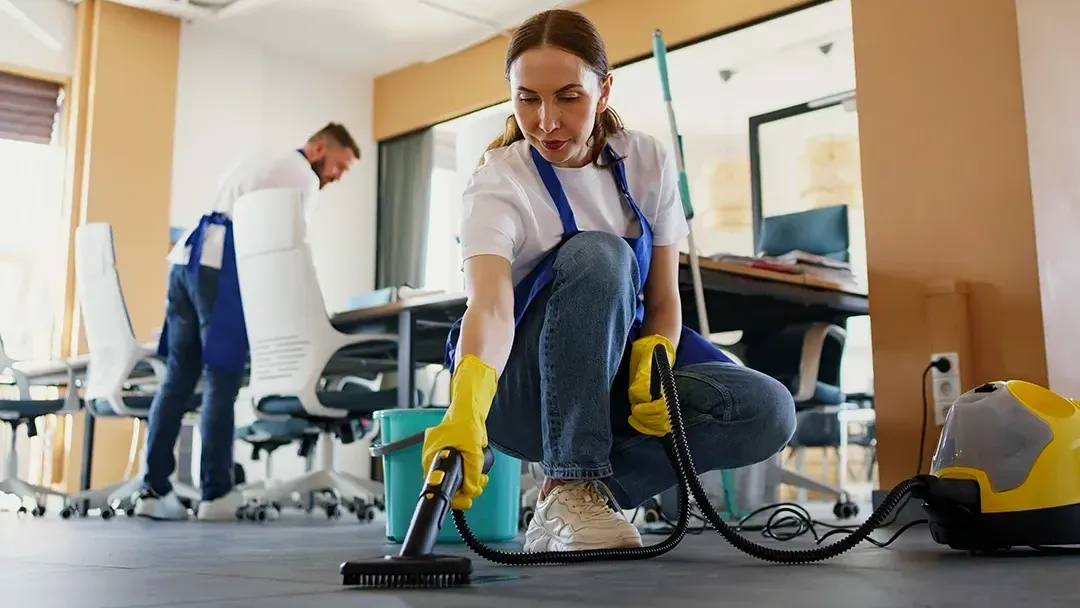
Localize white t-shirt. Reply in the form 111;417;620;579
459;129;689;287
167;149;320;269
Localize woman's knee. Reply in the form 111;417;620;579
751;371;797;458
676;363;796;461
552;231;639;295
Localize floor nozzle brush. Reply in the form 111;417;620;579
340;445;494;589
340;555;473;589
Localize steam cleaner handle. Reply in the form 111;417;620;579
651;343;665;402
399;445;495;558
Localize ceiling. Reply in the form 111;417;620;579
444;0;856;136
105;0;588;75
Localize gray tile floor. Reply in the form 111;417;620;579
2;505;1079;607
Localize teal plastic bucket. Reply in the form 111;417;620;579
371;408;521;544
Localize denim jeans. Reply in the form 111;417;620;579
143;263;243;502
486;231;797;508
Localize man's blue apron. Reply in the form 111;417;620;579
444;143;731;383
157;211;249;375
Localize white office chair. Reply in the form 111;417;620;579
232;188;399;517
68;223;200;517
0;336;80;514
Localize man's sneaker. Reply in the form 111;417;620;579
133;489;190;521
196;491;248;521
522;481;643;552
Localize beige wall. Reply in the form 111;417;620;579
850;0;1047;486
1015;0;1080;398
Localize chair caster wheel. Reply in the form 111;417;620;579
326;504;341;519
833;500;859;520
32;505;46;517
643;508;660;524
101;507;116;520
357;507;375;523
17;506;27;516
520;507;534;530
60;506;76;519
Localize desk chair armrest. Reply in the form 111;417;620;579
140;355;167;384
58;364;82;414
794;323;847;402
0;349;31;401
331;375;382;392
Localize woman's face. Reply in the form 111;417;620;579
508;46;612;168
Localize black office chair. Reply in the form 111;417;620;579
757;204;850;262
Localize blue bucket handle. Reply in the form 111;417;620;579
368;430;425;458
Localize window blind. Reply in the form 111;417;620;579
0;71;63;145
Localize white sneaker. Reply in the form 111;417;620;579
196;491;246;521
133;489;190;521
523;481;643;552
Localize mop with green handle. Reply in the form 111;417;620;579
652;30;710;338
652;29;743;520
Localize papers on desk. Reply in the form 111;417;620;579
347;286;449;311
708;253;802;275
396;286;445;300
708;250;862;291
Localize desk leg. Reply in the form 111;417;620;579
397;309;416;409
80;409;95;513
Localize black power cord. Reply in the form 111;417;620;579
642;493;927;549
920;357;953;475
452;345;930;565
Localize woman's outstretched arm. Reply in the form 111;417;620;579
456;254;516;377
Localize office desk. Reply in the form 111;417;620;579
331;293;466;409
330;256;870;408
679;254;868;333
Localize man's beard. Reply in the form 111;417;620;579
310;158;328;189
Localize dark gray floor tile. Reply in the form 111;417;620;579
3;508;1080;607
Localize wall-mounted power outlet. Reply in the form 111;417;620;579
930;352;961;425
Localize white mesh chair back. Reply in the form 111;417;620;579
75;223;153;416
233;188;394;418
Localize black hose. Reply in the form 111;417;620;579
453;345;925;565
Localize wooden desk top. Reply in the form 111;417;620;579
681;254;868;297
330;254;867;328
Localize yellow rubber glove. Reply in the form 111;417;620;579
627;334;677;437
421;354;498;511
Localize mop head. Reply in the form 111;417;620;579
340;554;473;589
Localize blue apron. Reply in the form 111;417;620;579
444;143;730;381
157;211;249;375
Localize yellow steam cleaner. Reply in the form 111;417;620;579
339;345;1080;588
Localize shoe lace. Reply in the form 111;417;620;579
561;481;621;521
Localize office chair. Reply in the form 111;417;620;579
757;204;850;262
68;223;201;518
750;206;875;515
0;336;81;515
232;188;403;520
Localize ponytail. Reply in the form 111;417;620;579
479;114;526;167
590;106;625;168
477;106;626;168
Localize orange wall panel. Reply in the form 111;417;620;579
851;0;1046;486
372;0;815;140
